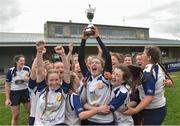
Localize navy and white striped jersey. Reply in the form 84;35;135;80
78;79;87;105
34;80;70;125
86;74;114;123
78;37;113;123
65;92;84;125
6;66;30;90
28;78;38;118
109;85;133;126
138;64;166;109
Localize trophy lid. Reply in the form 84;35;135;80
85;4;96;22
86;4;96;13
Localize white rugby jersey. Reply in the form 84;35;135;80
6;66;30;90
77;79;87;105
34;80;69;126
86;74;113;123
65;93;84;126
109;85;133;126
28;79;39;118
138;64;166;109
29;87;39;117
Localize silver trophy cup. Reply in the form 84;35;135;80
85;4;96;36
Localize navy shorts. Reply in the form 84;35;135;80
29;116;35;125
10;89;30;106
136;105;167;125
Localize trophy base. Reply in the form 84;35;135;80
84;25;95;36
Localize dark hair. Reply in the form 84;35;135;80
144;46;173;84
69;71;78;93
115;65;132;87
134;52;143;59
158;63;173;84
12;55;25;77
144;46;161;64
124;54;132;58
124;54;133;64
127;65;143;94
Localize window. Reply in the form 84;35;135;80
55;26;63;35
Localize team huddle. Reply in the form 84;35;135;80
5;27;173;125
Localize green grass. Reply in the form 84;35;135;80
0;93;28;125
0;72;180;125
162;72;180;125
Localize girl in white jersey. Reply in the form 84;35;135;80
28;57;52;125
65;72;110;125
124;46;173;125
34;41;70;126
28;58;38;125
5;55;30;125
78;26;114;125
108;65;134;126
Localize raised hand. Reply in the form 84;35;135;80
36;40;46;53
68;42;73;52
92;26;100;38
54;45;65;55
82;27;90;40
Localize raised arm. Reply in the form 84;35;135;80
28;58;37;89
93;27;112;74
78;30;91;78
54;45;70;84
97;45;102;58
36;40;46;83
30;58;37;80
66;42;74;64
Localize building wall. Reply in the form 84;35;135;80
169;47;180;58
44;21;149;40
0;46;179;74
0;47;36;73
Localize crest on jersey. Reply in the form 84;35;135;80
56;94;62;101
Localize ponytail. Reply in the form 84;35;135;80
158;63;174;84
12;62;17;77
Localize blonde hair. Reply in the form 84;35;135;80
91;55;105;67
46;69;60;81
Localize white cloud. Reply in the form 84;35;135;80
127;0;180;39
0;0;21;31
0;0;179;39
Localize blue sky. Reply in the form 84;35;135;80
0;0;179;39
